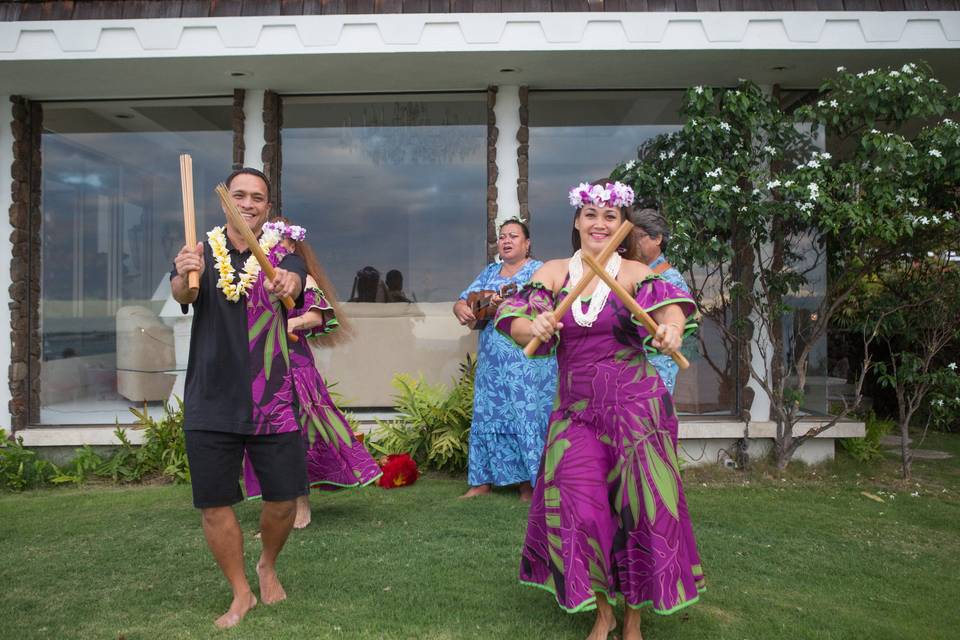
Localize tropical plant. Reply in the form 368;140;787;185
368;354;475;473
0;428;60;491
840;411;895;463
611;61;960;469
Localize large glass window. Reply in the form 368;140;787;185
40;98;233;424
529;90;737;415
282;93;486;408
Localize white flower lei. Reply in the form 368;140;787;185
568;250;622;327
207;225;280;302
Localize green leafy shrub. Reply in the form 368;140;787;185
128;397;190;483
840;412;895;463
0;429;60;491
368;354;475;473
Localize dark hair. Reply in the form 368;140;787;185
271;215;351;344
498;219;530;239
570;179;632;254
351;266;382;303
225;167;271;202
631;208;671;254
385;269;404;291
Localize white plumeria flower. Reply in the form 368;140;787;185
817;100;826;107
857;72;864;79
829;100;838;108
669;168;678;177
694;86;704;94
870;129;880;134
902;63;914;74
767;180;782;189
908;197;920;207
820;152;832;160
931;216;941;224
837;66;846;72
944;212;954;220
890;71;900;78
660;152;668;160
664;177;671;184
682;186;690;193
784;180;795;187
867;69;876;75
711;184;723;192
807;160;821;169
731;185;741;193
807;183;820;201
930;149;943;158
763;145;776;155
719;122;731;132
948;362;957;370
918;216;930;225
625;160;636;170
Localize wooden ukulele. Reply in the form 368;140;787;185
466;283;518;327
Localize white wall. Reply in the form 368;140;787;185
494;85;521;227
0;96;13;432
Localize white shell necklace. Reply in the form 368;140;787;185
568;250;621;327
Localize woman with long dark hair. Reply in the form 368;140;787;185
243;218;380;528
495;181;703;640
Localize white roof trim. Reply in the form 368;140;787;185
1;12;958;61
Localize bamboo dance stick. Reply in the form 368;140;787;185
523;220;635;357
215;183;300;342
581;253;690;370
178;154;200;291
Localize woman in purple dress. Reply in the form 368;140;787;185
244;219;382;528
495;181;704;640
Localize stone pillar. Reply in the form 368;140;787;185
517;85;529;224
232;89;246;170
485;86;498;262
261;90;282;211
7;96;41;431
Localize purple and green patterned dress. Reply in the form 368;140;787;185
243;250;382;499
495;274;704;615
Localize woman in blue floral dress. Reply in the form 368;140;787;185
453;219;558;501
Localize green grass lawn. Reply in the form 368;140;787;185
2;431;959;640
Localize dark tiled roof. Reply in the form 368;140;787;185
2;0;957;22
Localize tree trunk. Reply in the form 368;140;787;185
899;418;912;480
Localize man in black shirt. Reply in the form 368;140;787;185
171;168;305;629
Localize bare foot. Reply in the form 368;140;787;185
588;596;617;640
518;482;533;502
459;484;492;499
256;562;287;605
293;495;311;529
214;590;257;629
622;605;643;640
586;611;617;640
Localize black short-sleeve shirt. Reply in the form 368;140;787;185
171;237;306;434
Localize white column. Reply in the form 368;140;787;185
242;89;266;170
0;96;14;432
494;85;521;227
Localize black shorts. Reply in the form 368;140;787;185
184;429;308;508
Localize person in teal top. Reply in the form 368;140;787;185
630;208;692;395
452;219;558;501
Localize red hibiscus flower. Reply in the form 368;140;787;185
377;453;419;489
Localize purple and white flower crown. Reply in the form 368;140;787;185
263;220;306;241
568;181;635;209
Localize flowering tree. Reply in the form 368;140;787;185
611;62;960;469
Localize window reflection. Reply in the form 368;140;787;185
40;99;232;424
282;94;485;407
